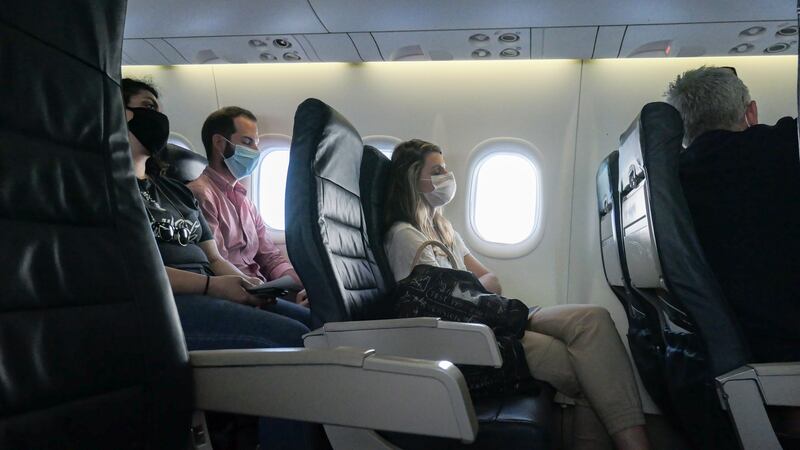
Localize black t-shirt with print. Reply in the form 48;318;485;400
137;175;213;275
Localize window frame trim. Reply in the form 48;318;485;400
251;133;292;243
464;137;545;259
363;135;402;158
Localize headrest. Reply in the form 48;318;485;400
161;143;208;183
291;98;363;195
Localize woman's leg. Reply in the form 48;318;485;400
527;305;649;450
521;330;613;450
174;294;310;350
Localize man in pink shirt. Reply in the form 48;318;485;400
188;106;308;306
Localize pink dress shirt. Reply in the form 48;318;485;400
188;167;294;282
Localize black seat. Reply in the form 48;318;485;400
616;102;750;449
286;98;554;449
161;143;208;183
0;1;192;447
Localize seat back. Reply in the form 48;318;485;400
596;151;625;290
597;151;676;418
0;2;193;447
285;99;390;326
161;143;208;183
618;102;749;448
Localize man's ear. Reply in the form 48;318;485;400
212;134;226;155
745;100;758;127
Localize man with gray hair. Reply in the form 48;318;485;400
666;66;799;363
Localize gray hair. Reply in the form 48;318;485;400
665;66;751;146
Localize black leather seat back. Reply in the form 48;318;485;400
618;102;748;448
161;143;208;183
285;99;390;325
0;2;192;448
360;145;396;293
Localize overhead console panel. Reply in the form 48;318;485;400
122;39;188;65
120;0;796;65
621;21;797;58
124;0;326;39
307;0;793;33
165;36;313;64
373;29;531;61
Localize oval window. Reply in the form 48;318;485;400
466;138;544;258
253;134;291;232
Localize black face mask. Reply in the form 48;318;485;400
127;107;169;155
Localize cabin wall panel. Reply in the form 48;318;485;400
121;55;797;317
209;60;582;308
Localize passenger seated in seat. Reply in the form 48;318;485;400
122;79;319;450
121;79;311;348
666;67;800;362
384;139;650;450
187;107;308;306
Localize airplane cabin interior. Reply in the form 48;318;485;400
1;1;798;449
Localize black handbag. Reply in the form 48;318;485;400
392;240;538;397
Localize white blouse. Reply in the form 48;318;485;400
384;221;471;281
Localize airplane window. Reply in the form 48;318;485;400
466;138;544;258
363;135;402;158
253;134;292;232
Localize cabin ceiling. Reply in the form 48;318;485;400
122;0;797;64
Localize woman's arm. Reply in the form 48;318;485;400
165;266;263;306
464;254;502;295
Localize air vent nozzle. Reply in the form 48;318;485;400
500;48;520;58
764;42;791;53
499;33;520;43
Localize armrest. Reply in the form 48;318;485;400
715;362;800;450
303;317;502;367
717;362;800;407
190;347;478;443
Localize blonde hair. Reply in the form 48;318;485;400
384;139;456;252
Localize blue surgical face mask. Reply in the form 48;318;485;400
222;138;262;180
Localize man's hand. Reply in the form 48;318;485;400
208;275;271;307
296;289;309;308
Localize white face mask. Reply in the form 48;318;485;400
422;172;457;208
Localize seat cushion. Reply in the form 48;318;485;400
382;384;555;449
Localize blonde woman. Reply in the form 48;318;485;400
384;139;650;450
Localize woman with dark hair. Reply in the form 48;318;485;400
121;78;311;349
384;139;650;450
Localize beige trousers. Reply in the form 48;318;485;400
521;305;645;443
